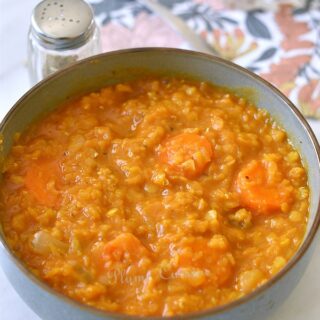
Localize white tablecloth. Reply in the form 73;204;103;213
0;1;319;319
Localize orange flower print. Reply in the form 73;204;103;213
298;80;320;117
101;13;183;52
207;27;258;60
259;5;314;96
261;55;311;94
275;5;314;51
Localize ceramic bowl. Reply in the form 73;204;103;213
0;48;319;320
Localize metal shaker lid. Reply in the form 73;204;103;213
31;0;96;50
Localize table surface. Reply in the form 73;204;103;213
0;1;319;319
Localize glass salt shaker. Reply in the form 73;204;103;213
28;0;101;84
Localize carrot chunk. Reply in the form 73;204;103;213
235;160;292;215
102;233;149;262
90;233;151;276
173;237;233;286
25;159;61;207
159;133;213;178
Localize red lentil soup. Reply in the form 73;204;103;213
0;78;309;316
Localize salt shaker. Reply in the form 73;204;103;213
28;0;101;84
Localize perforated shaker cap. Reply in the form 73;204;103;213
31;0;96;50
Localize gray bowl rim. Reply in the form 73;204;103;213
0;47;320;320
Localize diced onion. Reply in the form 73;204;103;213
32;231;67;254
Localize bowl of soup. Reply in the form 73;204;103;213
0;48;319;320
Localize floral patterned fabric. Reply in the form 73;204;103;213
90;0;320;118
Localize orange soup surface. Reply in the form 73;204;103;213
0;78;309;316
